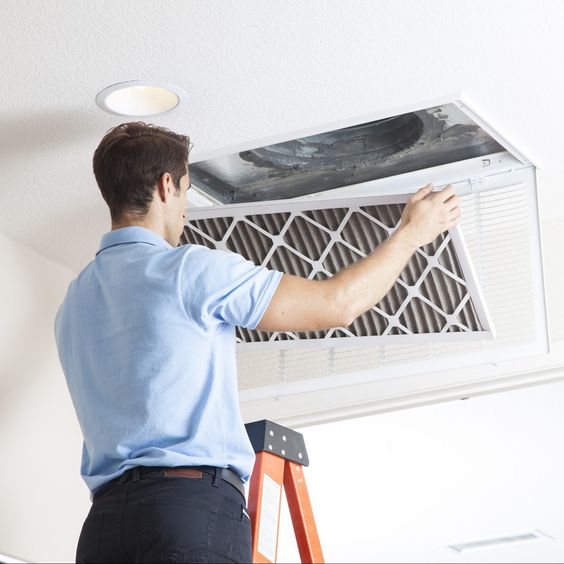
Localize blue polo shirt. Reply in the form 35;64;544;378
54;226;282;494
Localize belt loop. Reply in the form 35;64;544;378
131;467;140;482
117;469;130;485
212;467;220;488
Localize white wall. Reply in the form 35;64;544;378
0;232;89;563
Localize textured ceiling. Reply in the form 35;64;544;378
1;0;564;276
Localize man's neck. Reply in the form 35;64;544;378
112;215;167;241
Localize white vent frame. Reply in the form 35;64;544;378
235;163;550;426
184;193;495;349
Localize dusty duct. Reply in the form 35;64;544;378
189;104;504;204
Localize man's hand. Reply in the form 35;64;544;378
396;184;461;248
256;184;461;333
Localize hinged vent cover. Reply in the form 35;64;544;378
181;194;494;349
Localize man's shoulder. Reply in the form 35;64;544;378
175;243;240;264
66;259;96;291
175;244;247;278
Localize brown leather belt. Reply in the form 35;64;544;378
155;466;245;499
101;465;246;500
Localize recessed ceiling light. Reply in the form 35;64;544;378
95;80;186;117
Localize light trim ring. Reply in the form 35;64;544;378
95;80;187;117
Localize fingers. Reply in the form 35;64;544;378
445;209;461;230
447;194;459;211
430;185;460;218
449;209;461;222
410;183;434;202
431;184;455;202
407;183;462;232
411;183;457;203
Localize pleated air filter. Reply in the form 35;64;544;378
181;194;493;349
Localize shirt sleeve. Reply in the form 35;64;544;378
179;245;283;330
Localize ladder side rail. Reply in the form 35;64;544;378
283;460;325;564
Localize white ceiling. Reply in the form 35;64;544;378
3;1;564;562
1;0;564;276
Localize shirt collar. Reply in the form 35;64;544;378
96;226;173;255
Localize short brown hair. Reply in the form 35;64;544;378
93;122;190;221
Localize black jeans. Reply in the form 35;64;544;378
77;467;252;563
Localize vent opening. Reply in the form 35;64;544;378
190;102;505;204
240;114;424;168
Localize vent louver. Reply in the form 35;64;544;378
181;194;493;348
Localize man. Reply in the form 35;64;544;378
55;122;460;563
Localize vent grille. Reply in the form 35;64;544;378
182;195;491;348
448;530;551;552
233;179;544;395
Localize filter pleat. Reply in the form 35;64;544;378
182;226;216;248
190;217;233;241
402;297;443;333
283;216;330;262
399;250;426;286
340;211;388;254
226;222;272;265
269;246;312;278
302;208;348;231
360;204;402;228
245;212;290;236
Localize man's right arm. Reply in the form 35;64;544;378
256;184;460;332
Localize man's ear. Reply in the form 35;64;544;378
156;173;173;203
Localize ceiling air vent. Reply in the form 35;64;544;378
185;97;548;426
181;194;493;348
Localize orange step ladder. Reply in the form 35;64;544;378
245;420;324;564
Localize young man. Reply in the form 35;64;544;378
55;122;460;563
